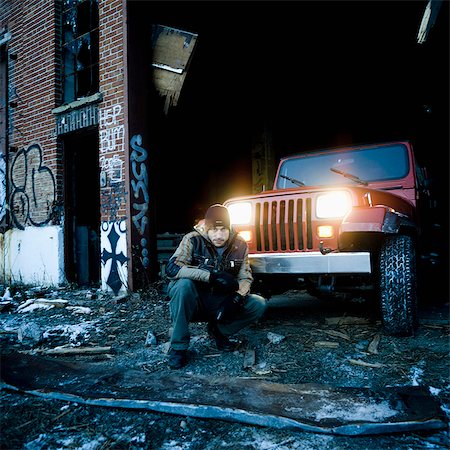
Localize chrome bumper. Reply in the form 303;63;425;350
249;252;372;274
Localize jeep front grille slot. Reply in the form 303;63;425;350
288;199;295;250
297;199;303;250
255;203;262;251
306;197;313;249
271;202;278;250
255;197;313;252
280;200;286;250
263;202;269;251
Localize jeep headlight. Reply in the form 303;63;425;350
227;202;252;225
316;191;352;218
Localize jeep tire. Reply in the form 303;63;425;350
379;234;418;336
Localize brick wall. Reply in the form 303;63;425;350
0;0;129;230
98;0;128;224
0;0;60;230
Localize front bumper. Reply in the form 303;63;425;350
249;252;372;274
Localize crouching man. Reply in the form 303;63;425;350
165;204;267;369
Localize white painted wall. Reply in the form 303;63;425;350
0;225;65;286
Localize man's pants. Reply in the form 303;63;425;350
168;278;267;351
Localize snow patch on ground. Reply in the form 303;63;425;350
43;322;95;345
410;361;425;386
314;400;397;421
23;433;107;450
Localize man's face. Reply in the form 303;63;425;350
207;226;230;247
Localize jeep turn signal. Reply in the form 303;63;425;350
317;225;334;238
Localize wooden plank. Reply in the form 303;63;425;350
0;351;446;436
38;346;112;356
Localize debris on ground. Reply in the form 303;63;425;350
0;284;449;449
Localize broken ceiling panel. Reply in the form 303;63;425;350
151;25;198;114
417;0;443;44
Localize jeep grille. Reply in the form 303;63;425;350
254;199;313;252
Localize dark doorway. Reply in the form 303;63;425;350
64;131;101;286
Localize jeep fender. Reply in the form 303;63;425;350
339;206;416;234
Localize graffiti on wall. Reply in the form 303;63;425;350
9;143;56;230
100;154;123;183
99;105;125;154
101;220;128;295
100;184;127;223
0;154;6;223
130;134;150;268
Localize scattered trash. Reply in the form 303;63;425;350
252;367;272;376
348;359;386;368
314;341;339;348
1;287;13;301
251;362;272;375
67;306;92;314
243;348;256;369
17;323;43;345
325;317;370;325
17;299;68;313
145;330;158;346
267;332;285;344
410;362;425;386
321;329;351;341
0;283;448;449
422;323;450;329
429;386;441;396
161;342;171;354
38;346;113;356
141;360;167;373
368;334;381;354
43;323;93;346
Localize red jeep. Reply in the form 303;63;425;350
224;141;434;336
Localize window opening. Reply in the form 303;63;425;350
62;0;99;103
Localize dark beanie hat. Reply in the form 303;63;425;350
204;204;230;229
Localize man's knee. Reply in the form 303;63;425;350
169;279;200;321
168;279;199;313
246;294;267;319
168;278;198;299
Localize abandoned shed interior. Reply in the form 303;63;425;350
141;1;449;238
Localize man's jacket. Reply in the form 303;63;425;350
166;221;253;296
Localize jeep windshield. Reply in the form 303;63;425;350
276;144;409;189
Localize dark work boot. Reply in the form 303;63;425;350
168;348;188;369
207;322;238;352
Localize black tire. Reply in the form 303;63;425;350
379;235;418;336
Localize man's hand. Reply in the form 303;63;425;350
209;270;239;293
216;293;247;323
230;293;246;308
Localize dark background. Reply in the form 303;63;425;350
145;1;448;238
